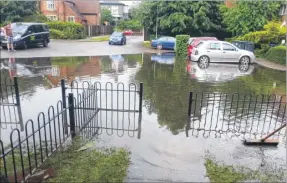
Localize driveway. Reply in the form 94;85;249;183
0;36;156;58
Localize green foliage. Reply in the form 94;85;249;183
233;21;286;45
50;29;65;39
136;1;225;36
220;0;281;36
22;13;49;23
91;36;110;42
0;1;38;25
101;8;114;24
205;159;247;183
46;21;86;39
265;46;286;65
118;19;143;30
175;35;190;56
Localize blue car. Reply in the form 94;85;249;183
109;32;126;45
151;36;176;50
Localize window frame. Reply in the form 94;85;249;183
46;15;57;21
67;16;75;22
47;1;56;11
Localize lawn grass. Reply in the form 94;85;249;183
44;140;130;183
205;158;286;183
143;41;151;48
90;36;110;42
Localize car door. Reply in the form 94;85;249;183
205;42;222;62
221;43;241;63
24;25;36;46
34;25;44;44
166;37;175;49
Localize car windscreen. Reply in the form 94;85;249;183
112;32;123;37
195;42;204;48
12;24;29;35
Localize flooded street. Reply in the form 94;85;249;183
0;53;286;182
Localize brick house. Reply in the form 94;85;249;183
39;0;101;25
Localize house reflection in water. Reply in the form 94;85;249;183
46;56;102;87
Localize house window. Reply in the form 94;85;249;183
47;1;55;10
46;15;57;21
111;6;118;15
67;16;75;22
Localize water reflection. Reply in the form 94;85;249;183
188;62;255;83
151;52;175;65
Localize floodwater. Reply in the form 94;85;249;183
0;53;286;182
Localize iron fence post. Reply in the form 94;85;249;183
61;79;68;134
68;93;76;138
14;77;20;106
188;92;193;117
139;83;143;113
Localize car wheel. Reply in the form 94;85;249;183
238;62;250;72
240;56;250;65
109;41;111;45
43;40;48;47
157;44;163;50
198;55;210;69
23;41;28;50
124;40;126;45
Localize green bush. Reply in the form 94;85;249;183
46;21;86;39
265;46;286;65
231;21;286;45
175;35;190;56
49;29;65;39
118;19;142;30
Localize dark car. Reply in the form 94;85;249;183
1;22;50;49
109;32;126;45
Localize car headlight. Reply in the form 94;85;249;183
13;35;21;41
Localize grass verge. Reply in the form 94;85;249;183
90;36;110;42
44;141;130;182
143;41;151;48
205;158;286;183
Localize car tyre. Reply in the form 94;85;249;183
198;55;210;69
109;41;111;45
240;56;250;65
157;44;163;50
43;40;48;47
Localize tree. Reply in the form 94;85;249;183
135;1;226;37
0;1;38;25
220;1;281;36
100;8;113;25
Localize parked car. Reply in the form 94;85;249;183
0;27;4;46
123;30;134;36
1;22;50;49
187;37;218;58
190;40;256;64
151;36;176;50
109;32;126;45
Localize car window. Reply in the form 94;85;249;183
223;43;236;51
159;37;167;41
167;37;175;41
112;32;123;37
12;24;28;35
207;42;221;50
195;42;204;48
34;25;44;33
27;26;35;34
43;25;49;32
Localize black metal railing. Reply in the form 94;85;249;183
187;92;286;139
0;77;24;131
0;80;144;183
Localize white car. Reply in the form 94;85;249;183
189;40;256;64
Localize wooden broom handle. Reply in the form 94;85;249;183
262;123;286;141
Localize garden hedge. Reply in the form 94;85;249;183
175;35;190;57
265;46;286;65
46;21;86;39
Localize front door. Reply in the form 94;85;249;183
221;43;241;63
24;26;36;46
34;25;44;44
